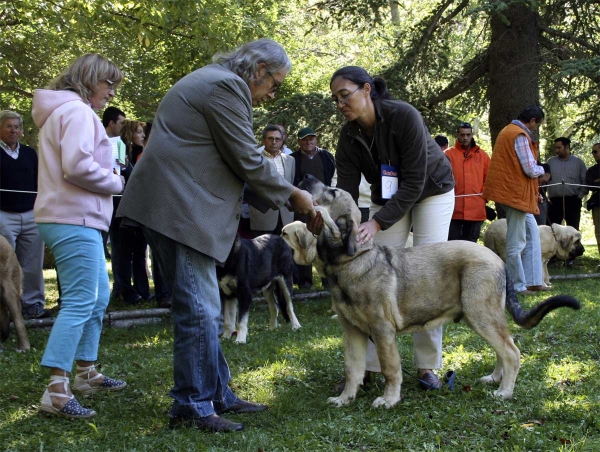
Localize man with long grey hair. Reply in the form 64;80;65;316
118;39;315;432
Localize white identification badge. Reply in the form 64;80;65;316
381;164;398;199
110;137;122;175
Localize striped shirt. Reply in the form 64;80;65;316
512;121;544;178
545;155;587;198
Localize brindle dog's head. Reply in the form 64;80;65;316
298;175;362;256
313;206;372;265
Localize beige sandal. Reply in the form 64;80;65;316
40;375;96;419
73;364;127;395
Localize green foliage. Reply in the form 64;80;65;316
2;0;598;154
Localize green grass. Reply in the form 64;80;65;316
2;250;599;451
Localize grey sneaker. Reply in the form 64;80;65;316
22;304;52;320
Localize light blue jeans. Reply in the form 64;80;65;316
499;204;543;292
143;226;237;418
37;223;110;371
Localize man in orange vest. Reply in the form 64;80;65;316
483;106;551;295
445;122;490;242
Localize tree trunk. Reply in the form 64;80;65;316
389;0;399;24
488;1;541;145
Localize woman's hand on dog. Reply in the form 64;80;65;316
357;219;381;245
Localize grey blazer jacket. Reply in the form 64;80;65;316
249;153;295;231
117;64;294;262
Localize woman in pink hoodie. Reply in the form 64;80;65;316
32;54;127;420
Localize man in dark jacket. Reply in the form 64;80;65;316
291;127;335;288
0;110;50;319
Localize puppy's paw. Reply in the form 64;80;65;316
493;388;513;400
372;395;400;409
234;336;247;344
291;322;301;330
330;314;338;320
221;330;236;340
16;347;30;353
480;374;500;385
327;396;352;407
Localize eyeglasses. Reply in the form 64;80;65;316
332;87;362;106
458;122;472;130
266;137;282;142
1;124;22;131
105;79;117;93
265;71;282;94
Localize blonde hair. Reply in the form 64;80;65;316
46;54;123;102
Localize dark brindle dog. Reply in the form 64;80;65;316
217;234;300;344
0;235;30;353
298;177;580;407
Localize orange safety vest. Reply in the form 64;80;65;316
483;124;539;214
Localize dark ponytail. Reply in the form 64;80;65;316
330;66;391;101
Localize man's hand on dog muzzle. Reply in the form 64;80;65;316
306;211;323;236
289;187;316;217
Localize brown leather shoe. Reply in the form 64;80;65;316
419;372;442;390
220;399;268;415
169;414;243;432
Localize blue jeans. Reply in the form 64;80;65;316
37;224;110;371
500;204;543;292
143;227;237;418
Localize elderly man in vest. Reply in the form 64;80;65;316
483;106;550;295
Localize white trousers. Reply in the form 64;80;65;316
365;189;455;371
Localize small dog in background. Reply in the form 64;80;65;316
0;235;31;353
217;234;301;344
484;219;585;287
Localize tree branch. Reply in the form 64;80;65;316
426;51;489;107
538;21;600;55
0;85;33;99
402;0;470;71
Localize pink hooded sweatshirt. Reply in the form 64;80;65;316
32;90;124;232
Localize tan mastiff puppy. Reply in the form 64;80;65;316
483;219;585;287
0;235;31;353
281;221;319;268
309;205;580;408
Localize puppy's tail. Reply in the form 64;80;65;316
274;279;291;323
505;267;580;329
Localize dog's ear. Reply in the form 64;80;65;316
557;227;574;252
336;217;357;256
295;227;313;250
